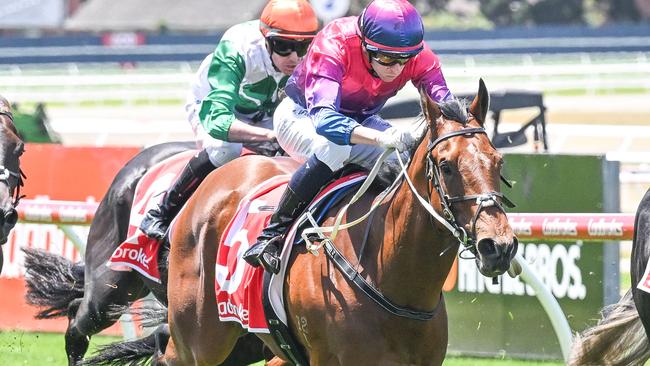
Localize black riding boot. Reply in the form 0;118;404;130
243;155;334;274
140;150;216;239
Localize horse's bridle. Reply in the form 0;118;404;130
309;122;516;322
424;126;515;255
0;111;26;207
0;165;25;207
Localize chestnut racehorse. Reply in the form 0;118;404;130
163;79;518;365
92;79;518;365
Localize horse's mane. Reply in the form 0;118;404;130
377;98;469;187
440;98;469;125
407;97;469;156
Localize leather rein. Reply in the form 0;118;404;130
320;124;515;322
424;126;515;257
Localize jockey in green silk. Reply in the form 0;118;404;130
140;0;319;240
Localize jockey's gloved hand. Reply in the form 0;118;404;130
376;126;415;152
243;141;284;157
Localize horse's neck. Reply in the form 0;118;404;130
373;141;457;310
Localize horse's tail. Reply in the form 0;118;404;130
81;305;167;366
81;332;157;366
569;289;650;366
105;300;168;329
22;248;85;319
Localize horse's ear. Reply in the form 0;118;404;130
419;87;441;126
469;78;489;125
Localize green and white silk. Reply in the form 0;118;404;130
190;20;289;142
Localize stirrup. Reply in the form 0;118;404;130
242;236;282;274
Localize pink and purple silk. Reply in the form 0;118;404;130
285;16;451;120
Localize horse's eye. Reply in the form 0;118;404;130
439;160;452;174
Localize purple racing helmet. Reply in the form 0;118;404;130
358;0;424;57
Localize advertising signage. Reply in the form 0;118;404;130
445;153;620;360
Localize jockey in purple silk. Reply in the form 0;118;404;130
243;0;454;274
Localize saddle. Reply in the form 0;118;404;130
107;151;196;282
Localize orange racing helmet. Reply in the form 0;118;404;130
259;0;319;40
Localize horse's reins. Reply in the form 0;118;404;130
302;123;514;321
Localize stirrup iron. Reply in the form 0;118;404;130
243;236;282;274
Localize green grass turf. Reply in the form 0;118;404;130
0;331;563;365
0;330;120;365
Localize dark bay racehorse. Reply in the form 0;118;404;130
569;188;650;366
91;80;517;365
0;99;26;274
22;141;266;365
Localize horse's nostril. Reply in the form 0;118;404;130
476;238;498;257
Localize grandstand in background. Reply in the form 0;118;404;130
65;0;268;32
0;0;268;34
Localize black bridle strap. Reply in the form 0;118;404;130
323;239;442;321
0;166;25;206
427;127;487;152
425;127;489;248
0;111;13;122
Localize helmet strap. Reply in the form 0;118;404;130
265;39;281;73
357;11;380;79
361;47;379;79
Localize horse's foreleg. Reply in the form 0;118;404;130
64;298;88;366
65;270;146;366
154;332;181;366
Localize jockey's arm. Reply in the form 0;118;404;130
349;125;383;146
199;41;259;142
312;107;403;148
226;119;276;143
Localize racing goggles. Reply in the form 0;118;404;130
370;52;413;66
269;37;311;57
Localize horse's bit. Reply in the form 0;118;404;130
424;127;515;256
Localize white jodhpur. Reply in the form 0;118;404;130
273;97;392;171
